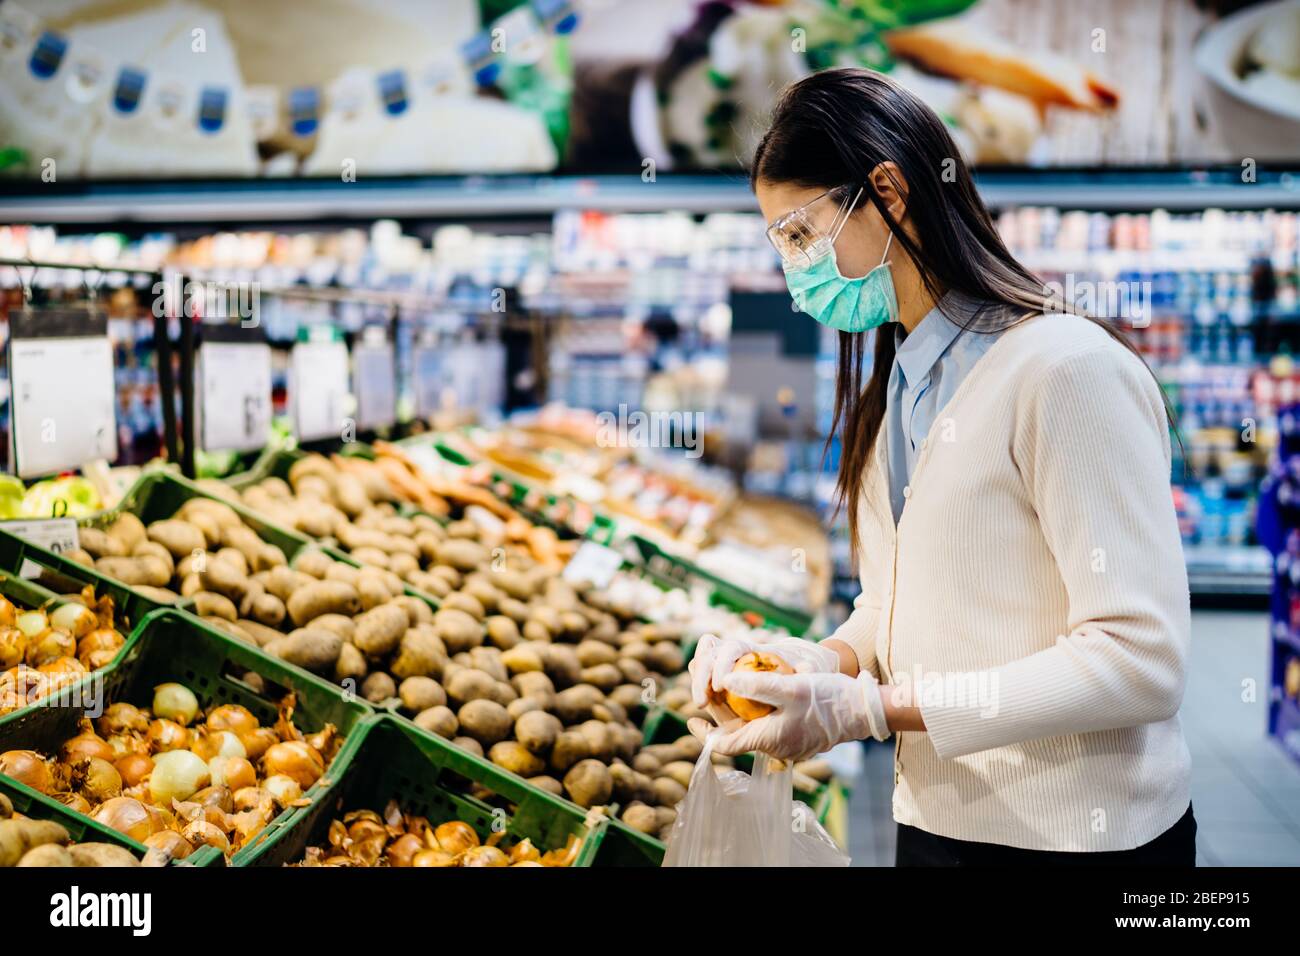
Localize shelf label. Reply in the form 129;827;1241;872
563;539;624;589
290;339;350;442
353;335;396;431
7;309;117;479
2;517;80;559
199;340;273;453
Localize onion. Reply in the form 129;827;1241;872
146;719;190;753
37;658;87;685
191;730;246;763
152;683;199;726
207;756;256;792
262;742;324;789
191;785;233;813
93;796;162;841
0;596;15;627
15;610;48;638
411;849;456;867
0;627;26;669
0;749;54;793
434;820;478;855
62;731;115;764
143;830;193;861
51;603;98;638
206;704;257;735
77;628;123;663
233;787;275;816
460;845;509;867
114;752;154;788
97;702;149;737
25;630;76;667
72;756;122;802
182;821;229;853
237;728;277;761
386;833;424;868
55;791;92;814
105;733;147;761
149;750;210;804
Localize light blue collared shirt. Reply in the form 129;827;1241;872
885;294;1007;524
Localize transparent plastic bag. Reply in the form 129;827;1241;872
662;735;850;867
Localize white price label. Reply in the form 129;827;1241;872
2;518;80;556
199;342;272;453
9;335;117;479
562;540;624;590
412;344;445;420
290;340;350;442
353;341;396;430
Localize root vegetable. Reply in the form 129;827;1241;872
389;628;448;680
17;843;74;866
413;705;457;738
352;604;408;657
361;672;396;703
515;710;561;755
489;741;545;777
286;581;361;627
457;699;512;747
266;630;343;674
562;759;612;809
527;775;564;797
0;818;68;866
399;676;445;713
724;651;792;721
549;731;590;775
146;520;206;559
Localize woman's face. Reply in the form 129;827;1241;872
756;178;894;280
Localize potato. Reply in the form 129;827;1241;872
576;640;619;669
286;581;360;626
488;680;518;707
413;705;457;739
549;731;591;775
0;818;69;867
632;752;662;775
352;604;408;658
496;597;530;625
653;777;687;807
78;527;125;560
515;710;562;755
147;519;206;559
610;683;647;713
390;628;448;680
673;735;704;763
261;566;306;602
234;618;283;648
17;843;74;866
357;574;392;611
552;684;604;725
576;719;614;763
501;644;544;675
541;644;581;688
467;646;507;683
489;741;545;777
452;737;484;758
266;629;343;673
563;759;612;808
462;578;503;614
620;803;660;835
511;671;555;708
69;843;140;867
457;699;512;747
96;556;171;588
658;761;694;789
616;658;649;686
446;668;497;707
610;765;656;805
105;512;147;553
648;642;685;674
442;592;486;622
293;550;335;579
399;676;446;713
392;595;435;628
361;672;397;704
192;591;237;622
579;663;622;693
436;539;488;572
493;569;535;601
526;775;564;798
433;608;484;654
507;697;543;720
133;585;182;605
557;611;589;640
334;642;367;684
484;615;521;650
248;593;287;628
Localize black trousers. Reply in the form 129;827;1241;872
896;804;1196;866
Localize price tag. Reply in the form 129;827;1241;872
290;339;350;442
7;309;117;479
198;339;272;452
353;331;396;431
412;343;447;420
2;518;80;572
562;539;624;589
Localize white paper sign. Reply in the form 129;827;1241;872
563;539;624;589
9;336;117;478
353;340;396;430
290;340;350;442
2;518;80;556
199;342;273;452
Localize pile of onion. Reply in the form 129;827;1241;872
0;686;340;860
296;799;579;868
0;589;125;718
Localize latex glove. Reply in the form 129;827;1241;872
693;669;881;762
688;634;841;713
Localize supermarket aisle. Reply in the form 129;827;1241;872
845;610;1300;866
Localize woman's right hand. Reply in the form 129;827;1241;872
688;634;842;716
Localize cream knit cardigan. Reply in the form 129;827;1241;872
834;313;1192;852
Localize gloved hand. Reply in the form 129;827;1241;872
688;669;883;762
688;634;841;715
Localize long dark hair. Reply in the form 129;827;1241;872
751;68;1170;565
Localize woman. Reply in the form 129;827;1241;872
689;68;1195;866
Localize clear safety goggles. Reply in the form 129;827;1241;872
765;184;864;270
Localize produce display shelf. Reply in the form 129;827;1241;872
0;607;373;867
252;714;610;867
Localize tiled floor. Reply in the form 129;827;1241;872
845;610;1300;866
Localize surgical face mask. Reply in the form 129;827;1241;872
768;185;899;333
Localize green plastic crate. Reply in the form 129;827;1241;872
0;607;372;867
0;525;172;630
249;714;610;867
0;771;222;867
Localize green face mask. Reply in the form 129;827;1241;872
784;232;897;333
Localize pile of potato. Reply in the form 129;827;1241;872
0;794;146;867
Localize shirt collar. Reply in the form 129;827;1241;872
892;294;967;390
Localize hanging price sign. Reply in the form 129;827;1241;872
290;331;350;442
198;325;272;453
7;308;117;479
412;342;448;420
353;326;396;431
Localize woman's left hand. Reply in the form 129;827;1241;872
689;670;881;761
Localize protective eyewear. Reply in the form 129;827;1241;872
765;184;864;270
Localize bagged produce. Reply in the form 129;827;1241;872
662;734;848;867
